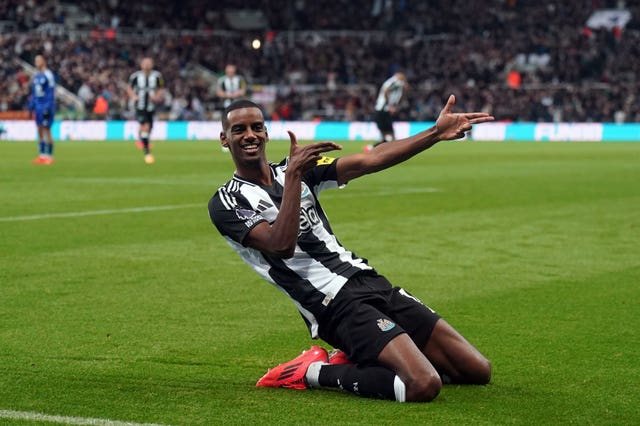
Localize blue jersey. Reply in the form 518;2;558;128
29;69;56;111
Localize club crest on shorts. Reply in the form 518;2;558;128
377;318;396;332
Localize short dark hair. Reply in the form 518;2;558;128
222;100;265;130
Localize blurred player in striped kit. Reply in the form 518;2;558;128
127;57;165;164
365;71;408;152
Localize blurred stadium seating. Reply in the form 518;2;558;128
0;0;638;123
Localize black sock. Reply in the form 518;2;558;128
142;137;150;154
318;364;404;401
437;370;452;384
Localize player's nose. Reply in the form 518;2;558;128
244;128;257;139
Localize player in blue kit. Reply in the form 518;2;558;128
29;55;56;165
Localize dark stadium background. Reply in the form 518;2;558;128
1;0;638;123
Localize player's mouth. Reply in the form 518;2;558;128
240;141;261;154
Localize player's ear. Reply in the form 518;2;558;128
220;131;229;148
265;128;269;143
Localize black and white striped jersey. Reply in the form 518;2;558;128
217;74;247;108
208;156;373;338
128;70;164;112
375;74;405;112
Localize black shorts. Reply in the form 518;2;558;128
374;110;394;133
135;109;155;128
318;271;440;366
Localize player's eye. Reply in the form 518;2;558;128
252;123;264;132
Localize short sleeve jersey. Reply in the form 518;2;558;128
217;74;247;108
208;157;372;338
128;70;164;112
375;75;405;112
30;69;55;111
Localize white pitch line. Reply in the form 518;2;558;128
0;203;202;222
0;409;174;426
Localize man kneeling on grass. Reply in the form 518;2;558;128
208;97;494;402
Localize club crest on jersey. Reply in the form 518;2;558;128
301;182;310;197
377;318;396;332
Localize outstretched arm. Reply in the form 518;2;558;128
336;95;494;184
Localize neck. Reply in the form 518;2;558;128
235;161;272;186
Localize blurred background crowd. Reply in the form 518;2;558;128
1;0;638;122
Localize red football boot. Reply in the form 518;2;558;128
328;349;354;365
256;345;328;390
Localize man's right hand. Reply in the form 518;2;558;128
286;130;342;176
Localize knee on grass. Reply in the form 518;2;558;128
469;357;492;385
405;372;442;402
457;355;492;385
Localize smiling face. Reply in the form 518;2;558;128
221;106;269;169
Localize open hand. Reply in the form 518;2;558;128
435;95;494;141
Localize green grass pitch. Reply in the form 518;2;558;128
1;139;639;425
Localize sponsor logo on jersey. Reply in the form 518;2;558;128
299;205;321;234
316;156;335;166
236;208;262;228
377;318;396;332
235;208;257;220
244;217;262;228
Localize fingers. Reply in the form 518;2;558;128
458;114;493;133
287;130;298;147
441;94;456;114
464;112;493;119
303;143;342;161
310;141;343;152
287;133;342;172
290;140;342;173
440;94;495;125
468;116;495;124
466;113;495;125
288;132;342;154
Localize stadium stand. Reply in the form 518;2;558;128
0;0;638;122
